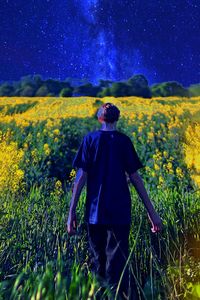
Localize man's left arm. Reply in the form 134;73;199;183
66;168;87;235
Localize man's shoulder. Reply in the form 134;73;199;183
84;130;99;139
84;129;132;142
83;130;99;144
117;131;130;139
115;131;132;143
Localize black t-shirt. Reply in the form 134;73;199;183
72;129;144;224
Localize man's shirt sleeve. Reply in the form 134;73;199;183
124;137;145;175
72;135;90;172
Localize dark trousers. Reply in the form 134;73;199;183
87;223;132;299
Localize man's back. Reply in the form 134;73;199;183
72;129;144;224
67;103;162;299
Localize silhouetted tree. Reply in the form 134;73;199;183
0;83;15;96
110;82;130;97
60;87;73;97
188;83;200;96
98;79;113;88
97;87;111;97
20;85;35;97
73;83;101;97
151;81;189;97
35;85;49;96
33;74;43;86
20;75;35;88
126;74;151;98
0;74;193;98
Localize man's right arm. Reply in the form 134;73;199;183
129;171;162;232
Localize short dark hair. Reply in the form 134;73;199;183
97;102;120;123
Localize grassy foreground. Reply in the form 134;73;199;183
0;96;200;299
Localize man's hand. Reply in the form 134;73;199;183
148;211;162;233
66;211;77;236
66;168;87;236
129;172;163;233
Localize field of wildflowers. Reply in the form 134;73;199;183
0;96;200;299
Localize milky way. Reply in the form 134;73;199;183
0;0;199;86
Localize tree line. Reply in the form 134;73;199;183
0;74;199;98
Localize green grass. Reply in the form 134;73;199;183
0;182;199;299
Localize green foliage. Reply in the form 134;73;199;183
73;83;101;97
35;85;50;96
19;85;35;97
151;81;190;97
110;82;130;97
0;75;74;97
93;99;104;107
97;87;111;97
0;74;195;97
98;79;113;88
98;75;152;98
0;102;38;115
127;74;152;98
59;87;73;97
188;83;200;97
0;82;15;96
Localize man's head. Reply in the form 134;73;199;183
97;102;120;124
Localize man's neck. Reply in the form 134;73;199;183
100;122;116;131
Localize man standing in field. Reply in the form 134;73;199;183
67;102;162;299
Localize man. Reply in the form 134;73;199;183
67;102;162;299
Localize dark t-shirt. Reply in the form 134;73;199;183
72;129;144;225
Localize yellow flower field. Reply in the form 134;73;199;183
0;95;199;189
0;96;200;299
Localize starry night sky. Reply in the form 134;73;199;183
0;0;199;87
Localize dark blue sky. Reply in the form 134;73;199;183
0;0;199;87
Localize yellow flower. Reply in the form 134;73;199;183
70;169;76;177
43;143;49;150
16;169;24;179
154;164;160;171
132;132;136;137
31;149;38;163
0;139;25;194
159;176;164;184
153;154;157;160
55;180;62;189
45;149;51;156
69;169;76;182
191;175;200;187
147;132;154;139
163;151;168;158
166;162;173;174
176;167;184;178
145;166;151;172
167;162;173;169
54;180;64;196
138;126;143;133
53;129;60;135
23;143;28;150
43;143;51;156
